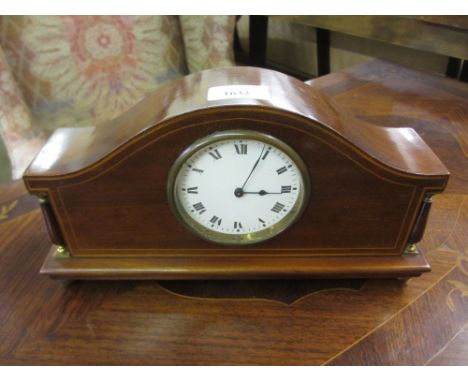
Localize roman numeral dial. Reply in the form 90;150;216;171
171;131;308;245
208;148;222;160
235;143;247;155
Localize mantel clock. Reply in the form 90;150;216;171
23;67;449;279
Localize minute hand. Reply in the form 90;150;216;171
240;145;265;190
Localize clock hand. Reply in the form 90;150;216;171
243;190;283;195
240;145;266;190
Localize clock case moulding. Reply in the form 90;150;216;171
23;67;449;280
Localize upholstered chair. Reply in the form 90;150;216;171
0;15;236;181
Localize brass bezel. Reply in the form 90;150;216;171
167;129;310;245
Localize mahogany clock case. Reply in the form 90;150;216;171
23;67;449;279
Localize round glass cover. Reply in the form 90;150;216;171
168;130;310;245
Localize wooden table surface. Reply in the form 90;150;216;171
1;59;467;365
278;16;468;60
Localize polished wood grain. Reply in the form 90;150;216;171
427;324;468;365
1;59;467;364
24;67;448;178
23;67;448;279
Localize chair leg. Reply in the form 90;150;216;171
316;28;330;76
249;16;268;67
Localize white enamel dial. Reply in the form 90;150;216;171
169;130;309;245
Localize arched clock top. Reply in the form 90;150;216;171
24;67;448;187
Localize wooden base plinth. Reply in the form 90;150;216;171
40;246;431;280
